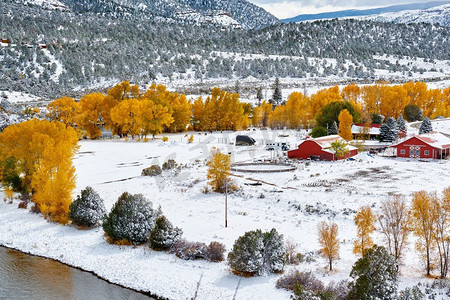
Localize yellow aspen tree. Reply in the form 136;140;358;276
411;190;435;276
251;105;261;127
78;93;107;139
46;97;81;128
338;109;353;140
318;221;340;271
0;119;79;224
260;101;273;128
107;81;141;101
4;187;14;203
285;92;305;129
191;97;205;131
269;105;287;129
403;81;428;107
424;89;442;119
167;94;191;132
353;206;376;256
342;83;361;103
187;134;194;143
206;147;231;193
109;99;142;138
378;195;410;261
138;99;173;138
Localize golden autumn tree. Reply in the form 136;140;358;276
107;81;141;101
310;86;342;118
411;191;435;276
78;92;107;139
191;97;206;131
285;92;310;129
109;99;142;138
338;109;353;140
269;105;287;129
0;119;79;224
342;83;361;103
430;189;450;278
318;221;340;271
138;99;174;138
206;147;231;193
46;97;81;128
354;206;376;256
167;94;191;132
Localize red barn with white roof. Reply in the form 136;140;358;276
288;135;358;161
391;132;450;159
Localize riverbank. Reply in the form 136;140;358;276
0;246;154;299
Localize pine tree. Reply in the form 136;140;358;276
102;192;160;244
150;215;183;250
379;117;398;143
256;87;263;105
228;228;286;276
328;121;339;135
69;186;106;227
419;117;432;134
348;245;398;300
271;77;282;105
396;114;407;133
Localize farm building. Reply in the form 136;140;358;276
391;132;450;159
235;135;256;146
288;135;358;160
351;124;381;140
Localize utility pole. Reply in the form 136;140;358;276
225;180;228;228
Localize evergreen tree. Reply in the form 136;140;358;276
228;228;286;276
348;245;398;300
256;87;263;105
379;117;398;143
103;192;160;244
271;77;282;105
328;121;339;135
396;114;407;133
404;104;423;122
419;117;432;134
69;186;106;227
150;215;183;250
371;113;384;124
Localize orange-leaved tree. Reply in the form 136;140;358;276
47;97;81;128
206;147;231;193
410;190;435;276
318;221;340;271
353;206;376;256
0;119;79;223
338;109;353;140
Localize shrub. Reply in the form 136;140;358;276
103;192;160;244
162;136;169;142
228;228;286;276
206;241;226;262
142;165;162;176
187;134;194;143
276;271;324;292
69;186;106;227
170;239;208;260
311;126;328;138
162;159;177;170
150;216;182;250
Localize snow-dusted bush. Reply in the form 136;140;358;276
69;186;106;227
170;239;208;260
228;228;286;276
348;245;398;300
149;216;182;250
419;117;433;134
103;192;160;244
142;165;162;176
277;271;349;299
162;159;177;170
206;241;226;262
398;286;423;300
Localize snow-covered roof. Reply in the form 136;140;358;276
306;135;357;151
351;124;380;135
395;132;450;150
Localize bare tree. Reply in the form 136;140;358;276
378;195;410;262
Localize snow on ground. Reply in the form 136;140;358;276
0;91;42;103
1;123;450;299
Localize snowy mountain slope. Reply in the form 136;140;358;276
282;1;449;23
362;3;450;26
14;0;280;29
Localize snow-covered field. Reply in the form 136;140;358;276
1;121;450;299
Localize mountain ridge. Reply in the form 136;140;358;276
282;1;450;23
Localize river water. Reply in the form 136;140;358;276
0;246;153;300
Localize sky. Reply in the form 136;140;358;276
247;0;442;19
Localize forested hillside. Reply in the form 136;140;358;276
1;0;450;98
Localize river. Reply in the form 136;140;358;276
0;246;153;300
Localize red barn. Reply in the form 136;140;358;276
391;132;450;159
288;135;358;161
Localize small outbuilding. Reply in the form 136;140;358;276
351;123;381;140
288;135;358;161
391;132;450;159
235;135;256;146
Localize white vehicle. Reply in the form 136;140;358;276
265;141;290;151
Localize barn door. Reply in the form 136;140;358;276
409;146;420;158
